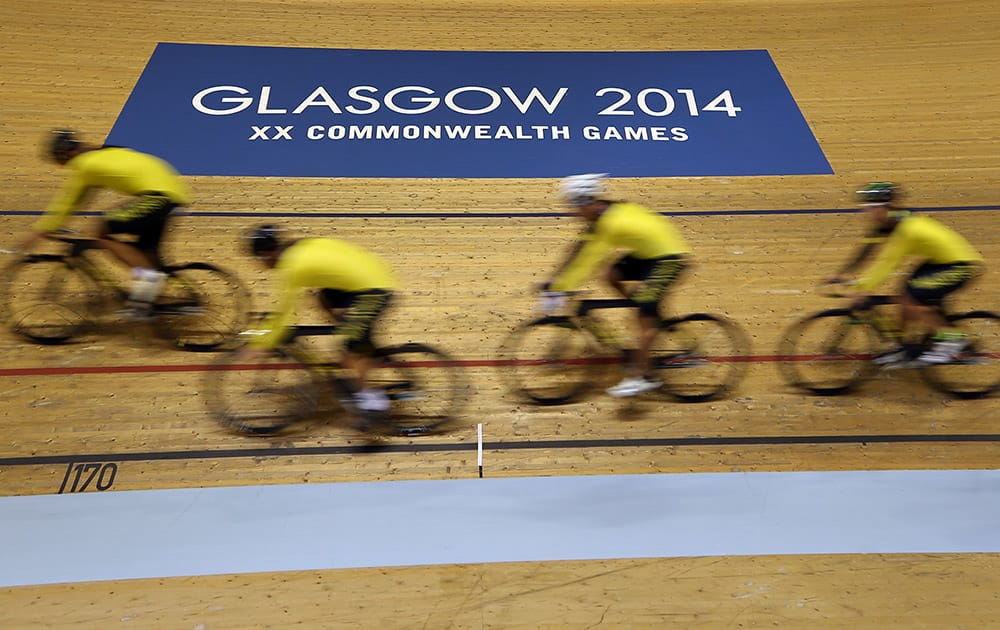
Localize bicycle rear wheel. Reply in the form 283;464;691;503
371;343;468;436
203;346;320;435
1;255;99;344
776;310;881;395
922;311;1000;399
497;316;607;405
156;262;250;351
651;313;750;402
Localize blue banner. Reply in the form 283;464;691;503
107;43;832;178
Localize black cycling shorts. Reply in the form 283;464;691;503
318;289;392;355
612;254;687;317
905;262;980;306
104;193;177;255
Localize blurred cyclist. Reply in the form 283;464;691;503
241;225;399;415
541;173;691;398
828;182;983;366
16;129;190;318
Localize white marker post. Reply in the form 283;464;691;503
477;423;483;478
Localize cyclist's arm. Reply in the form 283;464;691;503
835;241;879;276
549;235;613;292
249;283;302;350
33;173;94;234
545;239;586;284
854;237;906;292
826;228;889;284
15;230;46;252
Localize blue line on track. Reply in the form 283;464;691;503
3;205;999;219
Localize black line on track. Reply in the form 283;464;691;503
3;433;999;467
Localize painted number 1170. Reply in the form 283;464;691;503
58;462;118;494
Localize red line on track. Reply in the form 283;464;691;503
2;355;774;377
4;352;995;377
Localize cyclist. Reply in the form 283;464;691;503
828;182;983;366
241;225;399;415
16;129;190;317
541;173;691;398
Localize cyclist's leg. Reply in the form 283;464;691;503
865;291;922;367
96;222;154;269
908;263;980;363
607;256;632;298
607;256;687;397
100;195;175;311
98;194;174;267
320;289;393;411
631;256;687;375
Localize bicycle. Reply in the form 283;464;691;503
498;296;751;405
0;232;250;351
775;288;1000;398
203;325;469;436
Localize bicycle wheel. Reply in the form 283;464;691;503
370;343;468;436
775;309;881;395
202;345;320;435
922;311;1000;399
155;262;251;351
651;313;750;402
1;255;99;344
497;316;608;405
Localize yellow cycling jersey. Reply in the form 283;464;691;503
35;147;191;233
549;201;691;292
855;214;983;291
252;238;399;349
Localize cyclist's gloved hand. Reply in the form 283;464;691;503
850;295;875;311
538;291;568;314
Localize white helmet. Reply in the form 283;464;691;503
558;173;609;205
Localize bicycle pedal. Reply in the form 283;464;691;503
390;390;423;401
353;411;392;434
160;306;203;316
654;353;702;368
880;358;927;370
115;305;154;322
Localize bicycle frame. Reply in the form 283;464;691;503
848;296;904;344
207;324;467;435
845;295;971;351
46;236;129;299
572;298;635;350
572;297;707;355
500;296;749;404
279;325;346;378
777;291;1000;398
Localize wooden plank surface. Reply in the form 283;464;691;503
1;0;998;626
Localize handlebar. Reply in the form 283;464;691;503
815;282;895;309
44;229;98;246
816;281;855;299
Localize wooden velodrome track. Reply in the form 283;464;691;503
2;0;999;626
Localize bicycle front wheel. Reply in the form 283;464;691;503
372;343;468;436
776;310;881;395
1;255;99;344
651;313;750;402
497;316;607;405
156;262;251;351
922;311;1000;399
203;346;320;435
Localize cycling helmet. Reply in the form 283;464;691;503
559;173;610;205
855;181;898;204
48;129;81;163
248;224;280;255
